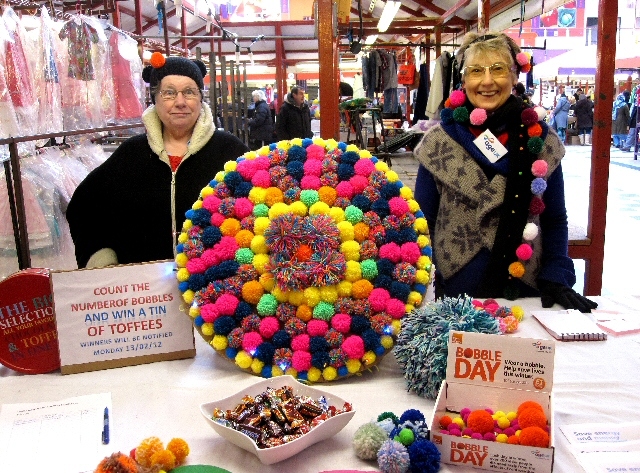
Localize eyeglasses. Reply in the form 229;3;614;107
157;88;201;101
463;63;513;80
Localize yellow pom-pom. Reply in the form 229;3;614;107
362;351;376;365
192;200;203;210
251;358;265;374
241;280;264;304
319;285;338;303
272;286;289;303
271;366;284;377
150;449;176;471
182;219;193;231
307;367;322;382
391;319;402;335
493;411;506;419
219;218;241;236
358;149;372;159
375;161;389;172
182;290;195;305
405;303;414;313
380;335;394;349
290;138;303;147
496;416;511;429
416;255;431;270
337;280;352;297
211;334;228;350
201;323;214;337
496;433;509;443
408;291;422;306
177;232;188;244
346;144;359;152
312;137;326;147
268;202;290;219
309;201;330;215
288;290;305;306
399;186;413;200
176;268;190;282
253;254;270;274
506;411;518;421
345;260;362;282
289;201;308;216
277;140;292;150
417;235;430;249
337;221;355;241
264;187;284;206
415;269;429;285
200;186;214;198
414;218;428;234
385;170;399;182
511;306;525;321
235;229;255;248
508;261;525;278
136;437;164;468
214;171;225;182
407;199;420;213
166;438;190;465
223;161;237;172
259;272;276;291
340;240;361;261
248;187;267;204
235;350;253;369
285;367;298;378
303;287;321;307
329;206;345;223
243;151;257;160
253;216;271;235
175;253;188;268
188;305;200;318
325;138;337;149
250;235;269;254
258;146;270;155
452;417;465;429
346;358;361;373
296;305;313;321
323;366;338;381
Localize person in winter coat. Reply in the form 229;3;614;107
275;86;313;140
621;96;638;152
66;54;249;268
574;94;594;145
612;93;630;148
552;94;571;143
248;89;274;150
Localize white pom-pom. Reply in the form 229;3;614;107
377;417;396;434
523;222;539;241
534;106;546;122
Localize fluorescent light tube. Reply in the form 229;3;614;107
377;1;401;33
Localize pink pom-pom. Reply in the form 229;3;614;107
379;242;402;263
306;144;325;160
349;175;369;193
216;294;240;315
254;156;271;170
259;316;280;339
354;159;375;177
389;196;410;217
469;108;488;126
214;236;240;261
291;333;310;351
521;108;539;126
200;304;220;323
200;248;220;268
202;195;221;213
484;301;499;315
516;243;533;260
471;433;484;440
342;335;365;359
331;313;352;333
307;319;329;337
400;242;421;264
471;299;484;308
186;258;207;274
251;169;272;188
531;159;548;178
210;213;226;226
336;181;354;199
234;197;254;219
300;175;321;190
449;428;462;437
236;159;257;180
386;298;407;319
516;52;529;66
369;288;390;311
484;432;497;442
303;159;323;177
242;332;263;353
292;350;312;371
449;89;466;108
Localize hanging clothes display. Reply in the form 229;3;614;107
0;17;20;155
34;7;63;134
108;29;143;122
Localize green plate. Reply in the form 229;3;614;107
172;466;232;473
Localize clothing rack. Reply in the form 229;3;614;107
0;123;144;270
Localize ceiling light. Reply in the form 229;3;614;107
365;35;378;45
377;1;401;33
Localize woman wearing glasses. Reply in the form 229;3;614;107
67;54;249;268
414;32;596;312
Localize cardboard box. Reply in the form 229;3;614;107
429;331;556;473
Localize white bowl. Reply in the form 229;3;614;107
200;375;356;464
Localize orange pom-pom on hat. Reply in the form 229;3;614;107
150;51;166;68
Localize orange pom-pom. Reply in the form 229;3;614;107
517;401;544;416
353;222;370;242
520;63;531;73
295;244;313;262
296;305;312;322
528;123;543;137
167;437;190;464
150;52;166;68
439;415;453;429
241;280;264;304
518;407;548;429
264;187;284;206
235;229;254;248
135;436;164;468
444;97;451;108
508;261;525;278
519;426;550;447
467;410;494;434
150;449;176;471
219;218;241;236
351;279;374;299
507;434;520;445
318;186;337;206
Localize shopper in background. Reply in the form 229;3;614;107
413;31;596;312
612;93;630;148
573;87;583;103
275;86;313;140
574;93;594;145
621;95;638;152
247;89;274;150
552;93;571;144
67;55;249;268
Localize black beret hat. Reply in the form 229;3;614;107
142;53;207;103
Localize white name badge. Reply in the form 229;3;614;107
473;129;508;163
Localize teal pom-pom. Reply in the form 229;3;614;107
353;422;390;460
345;205;364;224
527;136;544;154
300;189;319;207
377;439;410;473
235;248;254;264
312;301;335;321
452;106;469;123
256;294;278;315
378;411;399;424
394;296;501;399
361;259;379;279
253;203;269;217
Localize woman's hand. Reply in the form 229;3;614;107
538;280;598;313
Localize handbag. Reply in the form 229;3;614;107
398;64;415;85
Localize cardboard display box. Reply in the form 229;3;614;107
429;331;556;473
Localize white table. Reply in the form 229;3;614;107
1;298;639;473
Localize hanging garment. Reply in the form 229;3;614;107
412;63;430;124
109;32;143;121
58;17;100;81
35;7;63;134
0;22;20;140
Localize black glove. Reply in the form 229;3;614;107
538;280;598;313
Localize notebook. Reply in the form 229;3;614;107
532;309;608;341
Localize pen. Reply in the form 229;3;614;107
102;407;110;445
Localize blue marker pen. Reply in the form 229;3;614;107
102;407;110;445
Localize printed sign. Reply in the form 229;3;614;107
51;261;195;374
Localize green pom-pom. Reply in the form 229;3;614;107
377;411;399;424
257;294;278;315
527;136;544;154
503;284;520;301
360;259;379;280
396;428;415;446
345;205;364;224
300;190;320;207
235;248;254;264
253;203;269;217
353;422;389;460
313;301;335;320
452;106;469;123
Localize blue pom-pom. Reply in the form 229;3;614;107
287;160;305;180
188;273;207;292
371;199;390;218
375;275;394;291
237;157;245;162
390;426;402;439
337;366;349;377
337;142;348;151
413;283;427;296
309;336;329;353
233;181;253;197
361;329;381;351
440;107;454;124
176;244;184;254
350;315;371;334
371;156;379;163
213;315;236;336
235;301;253;320
287;145;307;162
377;439;410;473
269;143;277;150
254;342;276;363
194;315;205;327
302;138;314;148
390;281;411;302
380;183;401;199
386;229;402;244
190;208;212;227
351;194;371;212
312;350;331;369
272;330;291;348
531;177;547;195
377;259;395;275
399;409;426;424
209;179;218;187
421;246;432;257
225;347;238;359
375;345;386;355
395;181;404;189
205;260;240;282
399;228;417;244
178;281;190;292
202;226;222;247
340;151;359;165
337;163;355;180
261;366;273;378
407;439;441;473
297;371;308;381
415;210;424;218
185;209;195;220
224;171;243;189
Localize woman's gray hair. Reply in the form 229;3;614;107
252;89;267;101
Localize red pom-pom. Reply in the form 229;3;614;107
150;52;166;68
529;196;546;215
521;108;539;126
507;435;520;445
519;426;550;447
467;410;495;434
516;243;533;260
439;415;453;428
528;123;543;138
520;63;531;73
